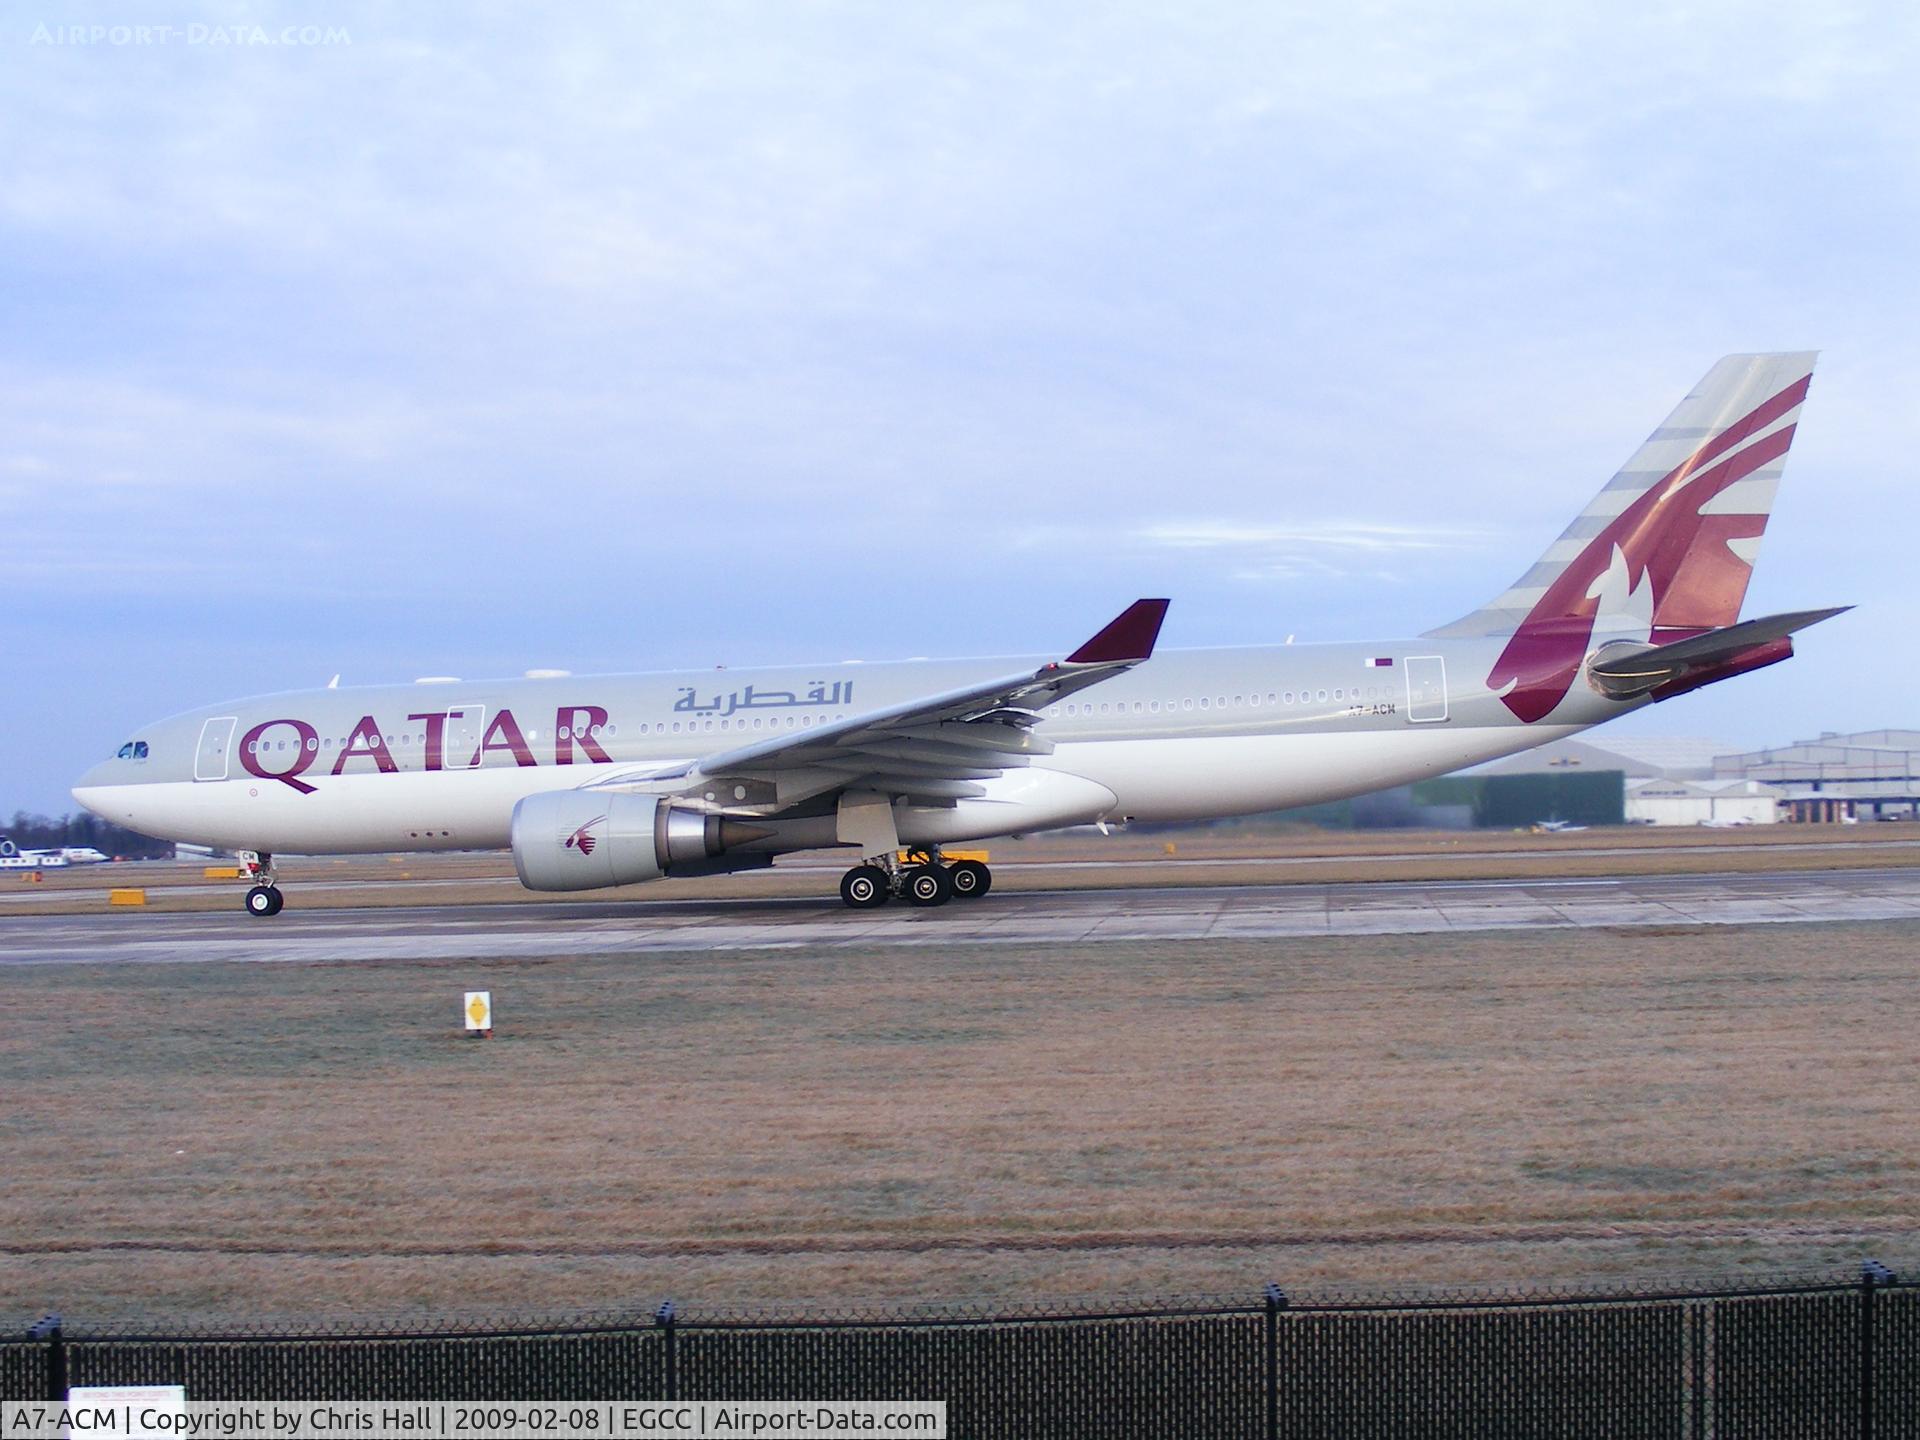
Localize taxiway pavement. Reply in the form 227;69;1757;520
3;866;1918;965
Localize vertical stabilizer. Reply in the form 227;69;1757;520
1427;352;1817;721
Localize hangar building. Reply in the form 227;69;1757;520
1711;729;1920;823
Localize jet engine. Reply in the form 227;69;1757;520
511;791;768;891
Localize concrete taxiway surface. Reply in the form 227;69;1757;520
3;867;1918;965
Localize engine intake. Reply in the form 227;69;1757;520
511;791;767;891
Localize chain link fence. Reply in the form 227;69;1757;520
6;1265;1915;1437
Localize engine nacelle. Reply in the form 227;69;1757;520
511;791;761;891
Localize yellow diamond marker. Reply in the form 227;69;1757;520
467;996;488;1025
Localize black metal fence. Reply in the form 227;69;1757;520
7;1266;1916;1437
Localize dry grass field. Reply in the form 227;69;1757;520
3;920;1917;1322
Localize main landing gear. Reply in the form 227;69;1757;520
238;851;284;918
839;850;993;909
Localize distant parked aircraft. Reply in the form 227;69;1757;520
74;354;1847;916
0;839;69;869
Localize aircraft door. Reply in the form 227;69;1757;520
445;706;486;768
1404;657;1449;723
194;716;237;780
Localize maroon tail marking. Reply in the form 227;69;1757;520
1489;376;1808;724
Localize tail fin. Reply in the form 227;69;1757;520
1427;352;1818;721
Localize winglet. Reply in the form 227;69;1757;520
1066;598;1170;665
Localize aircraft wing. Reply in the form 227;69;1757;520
593;599;1169;811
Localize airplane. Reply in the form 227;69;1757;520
0;839;69;870
73;352;1846;917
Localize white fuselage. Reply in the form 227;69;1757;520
73;636;1619;859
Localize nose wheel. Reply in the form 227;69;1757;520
237;851;284;917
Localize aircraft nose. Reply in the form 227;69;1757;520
72;763;118;815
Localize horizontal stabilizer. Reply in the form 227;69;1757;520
1588;606;1849;700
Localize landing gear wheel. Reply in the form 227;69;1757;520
840;865;890;909
903;864;953;907
245;885;284;918
948;860;992;898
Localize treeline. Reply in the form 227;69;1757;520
4;811;175;858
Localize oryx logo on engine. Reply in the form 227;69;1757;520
566;816;608;856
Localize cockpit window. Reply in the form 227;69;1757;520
117;743;133;759
134;741;149;760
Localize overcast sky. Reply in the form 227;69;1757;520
4;3;1916;813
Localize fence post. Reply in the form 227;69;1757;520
656;1301;677;1402
28;1315;64;1403
1264;1284;1285;1440
1861;1261;1894;1440
1689;1302;1706;1440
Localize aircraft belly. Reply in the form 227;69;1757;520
1052;726;1582;822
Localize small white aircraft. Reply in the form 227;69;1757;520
0;839;69;869
74;354;1847;916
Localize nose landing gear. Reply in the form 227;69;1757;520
837;850;992;909
237;851;284;918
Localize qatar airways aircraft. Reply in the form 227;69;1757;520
75;353;1844;916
